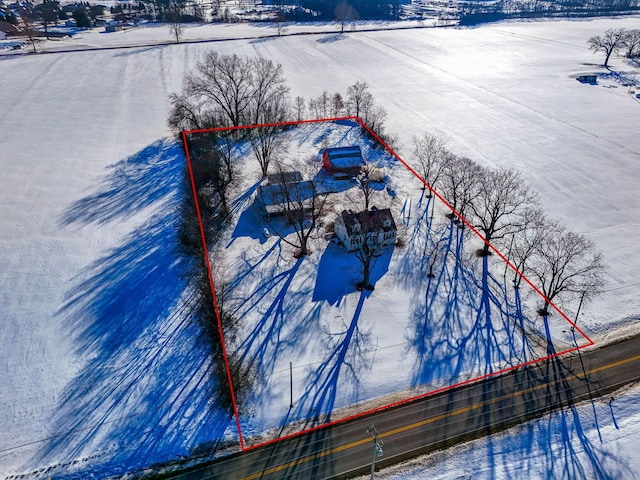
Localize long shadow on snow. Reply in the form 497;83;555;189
31;139;232;479
405;217;538;391
491;355;629;479
295;290;373;429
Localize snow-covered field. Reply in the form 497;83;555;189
1;16;639;479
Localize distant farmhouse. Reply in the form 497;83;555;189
334;207;397;252
322;146;364;177
0;20;20;40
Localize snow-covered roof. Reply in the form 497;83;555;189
339;207;396;236
257;180;316;214
324;146;364;170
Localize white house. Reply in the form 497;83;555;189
334;207;397;252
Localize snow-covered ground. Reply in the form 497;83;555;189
1;16;639;479
202;119;581;443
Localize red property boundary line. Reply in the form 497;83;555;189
180;116;594;453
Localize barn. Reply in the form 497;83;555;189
322;146;364;175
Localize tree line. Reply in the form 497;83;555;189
459;0;640;26
411;132;605;315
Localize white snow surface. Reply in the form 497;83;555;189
1;16;640;479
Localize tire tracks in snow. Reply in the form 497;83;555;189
0;55;64;134
359;33;640;157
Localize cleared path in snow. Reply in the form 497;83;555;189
163;334;640;479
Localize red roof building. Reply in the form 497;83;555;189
322;146;364;175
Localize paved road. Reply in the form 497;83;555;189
166;334;640;480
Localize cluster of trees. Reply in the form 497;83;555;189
15;0;104;51
169;52;391;142
588;28;640;67
296;0;402;21
411;132;606;315
459;0;640;26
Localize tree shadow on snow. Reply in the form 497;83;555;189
313;241;392;305
489;356;630;479
399;214;539;391
295;290;374;429
30;139;233;479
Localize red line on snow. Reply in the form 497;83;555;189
181;116;594;452
181;130;245;450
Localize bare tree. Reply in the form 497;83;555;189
505;208;550;289
362;104;388;133
250;125;288;177
273;0;288;36
330;93;345;117
354;235;378;291
19;7;38;53
334;0;358;33
248;57;289;124
208;133;237;218
168;2;184;44
439;154;481;223
588;28;627;68
621;29;640;58
528;224;606;315
185;52;254;127
468;167;539;256
168;93;214;132
294;96;306;121
355;162;386;211
346;81;373;119
264;162;330;257
340;209;395;290
37;0;60;40
177;53;290;130
411;132;447;195
309;91;330;119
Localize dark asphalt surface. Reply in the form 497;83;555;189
165;334;640;480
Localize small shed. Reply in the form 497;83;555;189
577;74;597;84
322;146;364;175
105;23;126;32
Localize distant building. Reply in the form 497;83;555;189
322;146;364;176
334;207;397;252
105;23;125;32
0;21;21;38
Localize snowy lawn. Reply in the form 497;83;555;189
1;15;639;479
192;120;583;443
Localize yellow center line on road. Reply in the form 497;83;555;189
240;353;640;480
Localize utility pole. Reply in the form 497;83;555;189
289;361;294;409
572;290;587;333
366;424;384;479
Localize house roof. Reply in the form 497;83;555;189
257;180;316;214
324;146;363;170
267;171;303;185
339;208;396;236
0;21;20;34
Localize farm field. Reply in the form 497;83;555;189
1;15;639;479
